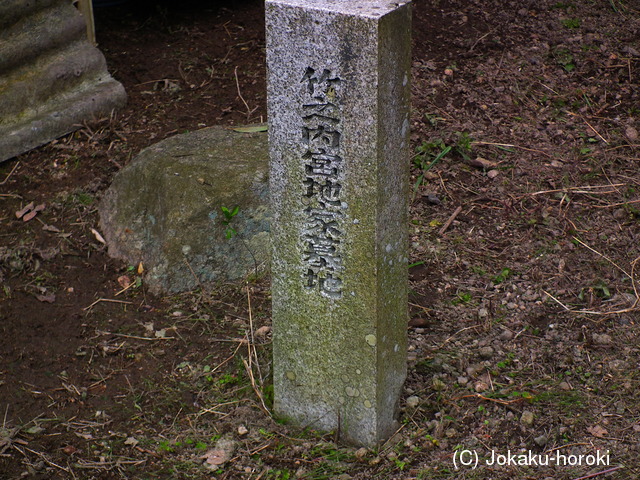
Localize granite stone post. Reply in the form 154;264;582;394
266;0;411;446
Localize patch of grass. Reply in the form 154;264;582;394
413;138;452;194
561;18;581;29
496;352;515;369
69;191;95;206
553;47;576;72
534;390;585;411
552;1;575;10
452;291;472;305
492;268;513;284
470;265;486;275
578;279;612;300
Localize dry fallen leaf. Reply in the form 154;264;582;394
62;445;78;455
42;224;61;233
201;437;236;469
201;448;230;467
91;228;106;244
23;203;45;222
117;275;132;289
124;437;139;447
36;293;56;303
468;157;498;169
15;202;34;219
587;425;608;438
255;326;271;337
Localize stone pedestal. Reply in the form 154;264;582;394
266;0;411;446
0;0;126;162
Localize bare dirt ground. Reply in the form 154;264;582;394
1;0;639;478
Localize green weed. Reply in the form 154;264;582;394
493;268;513;284
221;205;239;239
561;18;581;29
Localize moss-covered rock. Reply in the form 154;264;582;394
99;126;269;294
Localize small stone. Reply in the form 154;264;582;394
254;326;271;337
521;410;535;426
457;376;468;385
479;346;494;359
466;364;483;377
445;428;457;438
474;381;488;392
354;447;368;459
487;169;499;179
499;329;514;341
593;333;612;345
424;193;442;205
432;378;446;391
534;434;548;446
626;126;638;141
559;381;572;391
237;425;248;436
444;68;454;76
406;396;420;408
478;308;489;318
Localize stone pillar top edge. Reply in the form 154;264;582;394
265;0;411;18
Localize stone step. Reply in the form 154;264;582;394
0;0;60;30
0;41;109;122
0;0;126;162
0;1;87;73
0;79;126;162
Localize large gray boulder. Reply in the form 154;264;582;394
99;126;270;294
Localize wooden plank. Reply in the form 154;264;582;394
72;0;96;45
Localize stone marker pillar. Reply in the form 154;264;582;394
266;0;411;446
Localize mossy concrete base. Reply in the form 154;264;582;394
98;126;270;295
266;0;411;447
0;0;126;162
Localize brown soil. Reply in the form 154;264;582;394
1;0;639;479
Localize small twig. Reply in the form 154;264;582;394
469;30;493;52
439;206;462;235
242;357;270;416
456;393;524;406
437;325;482;349
246;284;263;383
114;281;136;297
21;446;70;473
83;298;133;311
409;302;436;313
594;198;640;208
543;290;571;311
572;236;631;278
234;66;256;120
570;466;622;480
544;442;590;454
133;78;179;87
207;340;244;377
96;330;175;341
183;257;205;292
568;112;609;144
0;161;20;185
472;141;554;158
521;184;625;198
